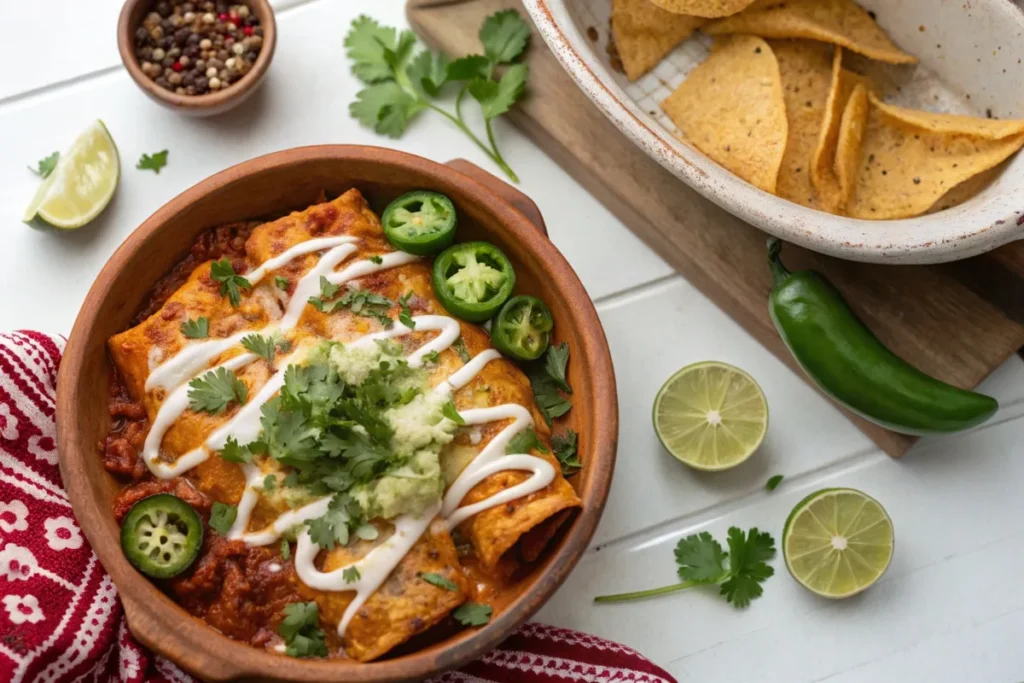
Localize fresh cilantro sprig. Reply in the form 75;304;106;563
398;292;416;329
452;336;471;363
343;566;361;583
507;427;548;455
188;366;248;414
594;527;776;608
308;276;394;327
529;342;572;425
419;572;458;591
279;602;328;658
344;11;530;182
242;333;289;363
137;150;168;174
29;151;60;178
210;258;251;308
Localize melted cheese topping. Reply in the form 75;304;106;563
138;235;555;638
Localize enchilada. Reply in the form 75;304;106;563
102;189;582;661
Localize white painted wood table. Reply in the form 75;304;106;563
3;1;1024;680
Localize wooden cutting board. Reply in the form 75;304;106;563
408;0;1024;457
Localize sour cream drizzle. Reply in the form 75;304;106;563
138;234;556;638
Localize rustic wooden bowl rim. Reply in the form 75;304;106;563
116;0;277;112
57;145;617;681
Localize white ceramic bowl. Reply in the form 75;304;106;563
524;0;1024;264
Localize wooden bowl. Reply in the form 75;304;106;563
117;0;277;116
56;146;617;681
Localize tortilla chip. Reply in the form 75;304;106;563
661;36;787;193
870;99;1024;139
810;49;854;211
772;40;837;209
847;95;1024;219
611;0;705;81
648;0;758;18
834;83;869;210
926;165;1003;214
705;0;917;65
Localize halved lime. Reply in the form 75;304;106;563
23;120;119;229
783;488;894;599
652;361;768;471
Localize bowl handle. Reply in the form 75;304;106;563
445;158;549;236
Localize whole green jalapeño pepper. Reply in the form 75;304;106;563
767;239;997;435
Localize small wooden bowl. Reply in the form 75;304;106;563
117;0;277;116
57;146;618;682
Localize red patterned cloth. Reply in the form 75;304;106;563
0;331;675;683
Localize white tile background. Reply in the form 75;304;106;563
3;1;1024;680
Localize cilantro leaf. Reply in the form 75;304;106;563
399;292;416;329
350;81;420;138
344;16;398;83
544;342;572;393
188;367;248;414
136;150;168;174
279;602;328;658
453;602;492;626
594;526;775;609
453;337;471;363
343;566;361;584
480;9;531;64
507;427;549;455
422;350;440;364
408;50;451;98
219;436;253;464
275;276;290;291
179;317;209;339
242;333;280;363
209;502;237;535
470;63;528;120
447;55;490;81
419;572;458;591
210;258;251;308
264;474;277;491
280;538;290;560
674;532;728;584
765;474;784;491
552;429;581;475
367;255;383;265
442;400;465;425
29;151;60;178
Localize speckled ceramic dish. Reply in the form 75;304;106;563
524;0;1024;264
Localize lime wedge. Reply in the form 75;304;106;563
23;120;119;229
783;488;894;599
652;361;768;471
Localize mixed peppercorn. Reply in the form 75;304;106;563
133;1;264;96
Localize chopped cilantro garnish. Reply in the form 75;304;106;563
241;333;286;363
275;276;290;291
179;317;209;339
529;343;572;425
188;367;248;414
210;258;252;308
367;255;384;264
398;292;416;329
343;566;361;584
136;150;168;174
421;349;440;364
453;337;471;363
552;429;581;476
29;151;59;178
263;474;277;491
765;474;784;491
280;538;291;560
219;436;253;464
279;602;328;658
453;602;492;626
419;572;458;591
507;427;549;455
209;502;237;535
595;527;776;608
308;277;394;327
442;400;465;425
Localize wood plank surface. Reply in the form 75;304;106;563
408;0;1024;456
